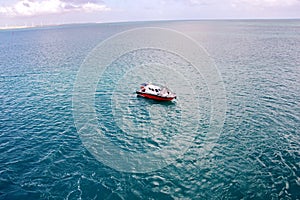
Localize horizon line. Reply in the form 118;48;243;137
1;18;299;30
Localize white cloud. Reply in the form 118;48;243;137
81;2;109;12
233;0;300;7
0;0;110;17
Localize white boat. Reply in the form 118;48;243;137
136;83;176;101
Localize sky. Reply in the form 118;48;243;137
0;0;299;27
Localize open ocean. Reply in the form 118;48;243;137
0;20;299;199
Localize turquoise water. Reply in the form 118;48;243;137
1;20;299;199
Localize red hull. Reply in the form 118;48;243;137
136;92;175;101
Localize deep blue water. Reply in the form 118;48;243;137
0;20;299;199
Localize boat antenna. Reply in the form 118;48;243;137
164;81;168;88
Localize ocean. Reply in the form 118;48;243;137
0;20;299;199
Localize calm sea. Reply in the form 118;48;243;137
0;20;299;199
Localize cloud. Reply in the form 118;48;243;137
232;0;300;7
0;0;110;17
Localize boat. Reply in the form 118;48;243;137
136;83;176;101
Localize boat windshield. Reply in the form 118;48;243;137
161;87;168;94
